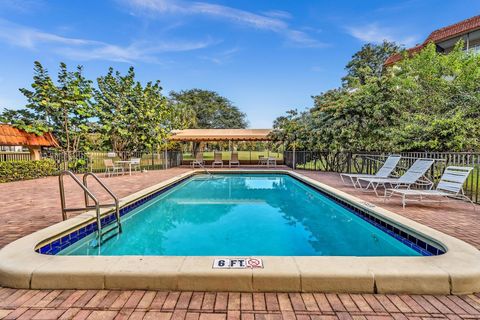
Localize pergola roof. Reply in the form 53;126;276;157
169;129;272;142
0;124;58;147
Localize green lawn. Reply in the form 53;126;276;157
183;151;283;161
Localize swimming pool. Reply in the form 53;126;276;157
59;174;426;256
2;169;480;293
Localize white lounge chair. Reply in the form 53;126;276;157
357;158;435;196
386;166;474;208
340;155;401;188
229;152;240;168
192;153;204;168
212;152;223;168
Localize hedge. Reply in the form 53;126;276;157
0;159;57;183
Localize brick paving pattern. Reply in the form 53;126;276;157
1;290;480;319
1;167;480;319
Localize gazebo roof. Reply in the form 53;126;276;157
0;124;58;147
169;129;272;142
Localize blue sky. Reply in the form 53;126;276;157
0;0;479;128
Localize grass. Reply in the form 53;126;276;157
182;151;283;161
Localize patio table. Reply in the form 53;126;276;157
115;160;133;175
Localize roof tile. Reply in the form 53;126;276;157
385;15;480;65
0;124;58;147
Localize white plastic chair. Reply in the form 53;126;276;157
192;153;204;168
130;158;141;172
229;152;240;168
212;152;223;168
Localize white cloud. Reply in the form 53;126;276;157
0;19;215;63
345;23;418;47
121;0;326;48
0;0;44;13
201;47;240;65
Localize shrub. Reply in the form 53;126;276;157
0;159;57;183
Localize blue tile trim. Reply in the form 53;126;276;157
286;174;445;256
36;175;191;255
36;173;444;256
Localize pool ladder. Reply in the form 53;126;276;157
196;162;212;177
59;170;122;246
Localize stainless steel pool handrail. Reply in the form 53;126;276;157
83;172;122;233
59;170;103;240
59;170;122;246
196;161;212;177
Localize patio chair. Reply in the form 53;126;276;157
229;152;240;168
385;166;475;208
340;155;401;188
192;153;204;168
357;158;435;196
258;156;267;166
104;159;124;177
130;158;141;172
212;152;223;168
267;157;277;167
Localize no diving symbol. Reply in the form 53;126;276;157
246;258;262;268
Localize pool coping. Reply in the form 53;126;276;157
0;169;479;294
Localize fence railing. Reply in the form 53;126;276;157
0;152;31;162
41;150;183;174
284;151;480;204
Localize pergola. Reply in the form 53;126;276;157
168;129;276;165
0;124;58;160
169;129;272;142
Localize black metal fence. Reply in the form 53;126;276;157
284;151;480;203
41;150;183;174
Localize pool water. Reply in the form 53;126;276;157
60;174;421;256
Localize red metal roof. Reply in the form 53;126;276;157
0;124;58;147
385;15;480;66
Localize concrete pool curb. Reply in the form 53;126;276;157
0;169;479;294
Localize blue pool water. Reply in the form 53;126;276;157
59;174;422;256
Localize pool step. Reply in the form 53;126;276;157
97;223;121;246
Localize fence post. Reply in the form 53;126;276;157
151;150;154;170
293;146;296;170
347;152;352;173
164;147;168;170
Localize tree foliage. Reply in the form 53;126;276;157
342;41;401;87
94;67;175;152
1;63;247;153
272;41;480;152
1;61;94;153
169;89;248;129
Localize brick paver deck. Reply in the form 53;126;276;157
1;167;480;319
1;290;480;320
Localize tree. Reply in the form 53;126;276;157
273;40;480;152
1;61;94;153
389;42;480;151
270;110;312;150
94;67;175;153
342;41;401;88
169;89;248;129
